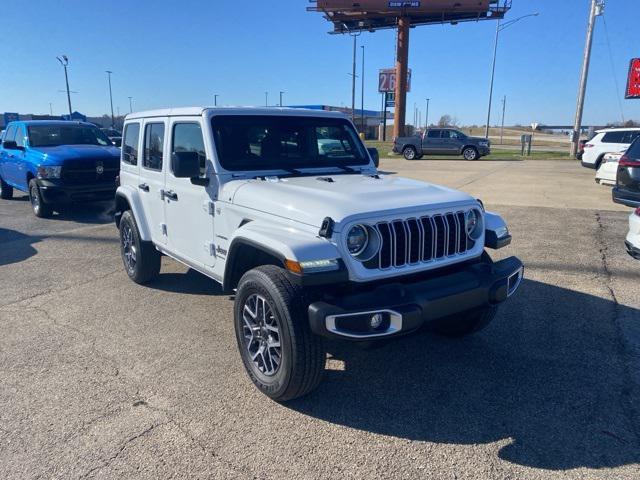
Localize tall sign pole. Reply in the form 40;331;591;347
393;17;410;140
571;0;604;157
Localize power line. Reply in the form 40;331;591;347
601;15;625;124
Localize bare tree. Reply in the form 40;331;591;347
438;114;452;127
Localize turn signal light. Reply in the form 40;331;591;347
635;208;640;217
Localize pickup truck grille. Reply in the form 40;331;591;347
61;159;119;185
363;211;475;270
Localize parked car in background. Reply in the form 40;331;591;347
626;208;640;259
612;137;640;208
101;128;122;147
393;128;490;161
575;139;587;160
581;128;640;169
595;150;626;186
0;121;121;217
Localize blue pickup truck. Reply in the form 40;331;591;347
0;121;121;217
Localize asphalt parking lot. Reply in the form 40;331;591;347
1;159;639;479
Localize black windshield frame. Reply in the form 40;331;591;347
211;115;369;172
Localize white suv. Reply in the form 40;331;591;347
581;128;640;169
114;107;522;401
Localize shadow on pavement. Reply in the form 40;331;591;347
148;268;224;296
0;228;39;266
52;201;115;225
287;279;640;471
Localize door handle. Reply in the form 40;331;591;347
162;190;178;201
138;183;150;192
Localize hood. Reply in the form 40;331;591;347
227;174;476;229
30;144;121;165
468;136;489;143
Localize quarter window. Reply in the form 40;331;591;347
602;131;626;143
172;123;207;176
143;123;165;171
122;123;140;165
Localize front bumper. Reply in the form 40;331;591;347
478;146;491;156
626;241;640;260
308;256;523;341
36;179;116;204
612;186;640;208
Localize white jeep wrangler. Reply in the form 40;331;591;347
115;107;523;401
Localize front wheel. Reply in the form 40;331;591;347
234;265;326;402
0;175;13;200
430;306;497;337
28;179;52;218
462;147;479;161
403;146;419;160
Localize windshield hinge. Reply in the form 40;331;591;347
208;202;215;216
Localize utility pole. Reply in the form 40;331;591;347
361;45;365;133
279;91;285;107
106;71;115;128
425;98;430;128
128;97;133;113
571;0;604;157
56;55;73;117
213;94;219;107
348;28;361;122
500;95;507;144
49;103;53;116
265;92;269;107
393;17;410;139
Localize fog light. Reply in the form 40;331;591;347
370;313;384;329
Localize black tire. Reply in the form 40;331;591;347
462;147;479;161
234;265;326;402
119;210;161;284
430;306;497;338
0;175;13;200
403;146;418;160
28;179;52;218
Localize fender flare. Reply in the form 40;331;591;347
114;186;152;241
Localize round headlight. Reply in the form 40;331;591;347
465;209;483;240
347;225;369;256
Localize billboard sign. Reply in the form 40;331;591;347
626;58;640;99
378;68;412;93
3;112;19;125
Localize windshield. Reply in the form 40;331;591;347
28;124;112;147
211;115;369;172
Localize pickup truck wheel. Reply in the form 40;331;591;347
0;176;13;199
119;210;161;284
234;265;326;402
462;147;479;161
28;179;52;218
430;306;497;337
403;146;418;160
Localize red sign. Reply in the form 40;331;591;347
626;58;640;99
378;68;412;93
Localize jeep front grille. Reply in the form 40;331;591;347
363;212;474;270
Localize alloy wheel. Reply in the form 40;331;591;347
122;224;137;272
241;293;282;376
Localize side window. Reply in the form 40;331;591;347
172;123;207;177
143;123;165;171
427;130;440;138
440;130;452;139
602;131;625;143
13;126;26;147
622;131;640;144
3;125;16;143
122;123;140;165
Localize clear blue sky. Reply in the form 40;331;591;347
1;0;638;126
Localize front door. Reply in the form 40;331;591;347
139;120;168;245
163;118;216;268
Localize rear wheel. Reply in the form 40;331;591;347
28;179;52;218
430;306;497;337
0;175;13;200
119;210;161;284
234;265;326;402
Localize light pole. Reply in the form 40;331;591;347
500;95;507;145
49;103;53;116
279;91;285;107
106;71;115;127
571;0;605;156
425;98;430;129
484;13;539;139
361;44;365;133
213;94;219;107
56;55;73;117
347;25;362;122
265;92;269;107
128;96;133;113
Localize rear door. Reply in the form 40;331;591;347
0;124;17;184
422;129;443;154
139;119;168;245
12;125;28;190
163;118;215;267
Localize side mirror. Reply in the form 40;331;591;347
172;151;209;186
367;147;380;168
3;140;24;151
